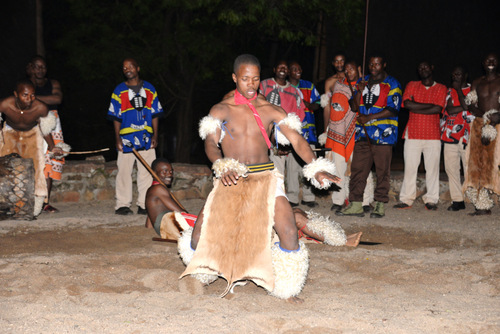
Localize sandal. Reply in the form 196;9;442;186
43;204;59;213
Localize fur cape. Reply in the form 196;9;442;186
463;118;500;195
180;170;278;294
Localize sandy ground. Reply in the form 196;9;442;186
0;196;499;334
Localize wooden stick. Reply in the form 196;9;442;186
129;147;187;212
64;148;110;155
362;0;370;78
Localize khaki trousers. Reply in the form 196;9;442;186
443;140;467;202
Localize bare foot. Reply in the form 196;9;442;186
345;232;363;247
286;296;304;304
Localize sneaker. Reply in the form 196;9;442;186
425;203;438;211
137;207;148;215
330;203;343;212
336;201;364;217
301;200;318;208
363;205;372;213
370;201;385;218
43;204;59;213
115;206;133;215
393;202;412;209
447;201;465;211
289;202;299;207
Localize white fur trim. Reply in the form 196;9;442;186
50;142;72;158
34;196;44;216
483;109;499;124
212;158;249;179
481;124;497;141
464;90;478;106
465;187;493;210
276;113;302;145
320;93;331;108
174;212;191;231
39;111;56;136
318;132;327;146
305;210;346;246
303;157;337;189
199;115;225;142
270;241;309;299
177;227;217;285
178;227;195;266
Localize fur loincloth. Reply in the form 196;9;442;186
463;118;500;195
180;170;278;293
0;125;47;197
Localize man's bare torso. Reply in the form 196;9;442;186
0;97;48;132
475;75;500;113
213;94;285;165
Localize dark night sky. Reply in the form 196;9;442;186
1;0;499;162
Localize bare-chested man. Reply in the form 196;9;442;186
178;54;341;303
0;79;62;216
463;52;500;215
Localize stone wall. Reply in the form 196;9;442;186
50;156;213;203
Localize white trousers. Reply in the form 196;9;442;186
286;145;316;203
115;148;156;210
443;140;467;202
399;139;441;205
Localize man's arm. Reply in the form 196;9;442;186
36;79;63;106
445;97;463;116
113;120;123;152
151;117;159;148
357;109;396;125
404;100;442;114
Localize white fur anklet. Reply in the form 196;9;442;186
39;111;57;136
199;115;225;142
34;196;45;216
465;90;478;106
303;157;337;189
177;227;218;285
212;158;249;179
318;132;327;146
305;210;346;246
275;113;302;145
270;241;309;299
320;93;331;108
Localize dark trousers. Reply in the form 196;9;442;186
349;141;392;203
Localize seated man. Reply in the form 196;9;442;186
0;79;64;216
145;157;362;247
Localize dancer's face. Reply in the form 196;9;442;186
233;63;260;100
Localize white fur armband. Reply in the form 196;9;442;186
50;142;72;158
320;93;331;108
199;115;225;142
212;158;249;179
318;132;327;146
39;111;56;136
303;157;337;189
275;113;302;145
481;124;497;141
464;90;478;106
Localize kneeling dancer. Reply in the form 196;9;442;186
177;54;340;303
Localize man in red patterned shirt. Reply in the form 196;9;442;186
394;61;447;210
441;66;473;211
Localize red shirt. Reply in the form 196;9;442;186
402;81;447;140
441;85;474;144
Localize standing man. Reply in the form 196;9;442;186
28;55;69;213
321;60;374;213
441;66;473;211
0;79;62;216
107;58;164;215
463;52;500;215
337;55;402;218
287;60;321;207
180;54;338;303
259;59;306;196
394;61;447;210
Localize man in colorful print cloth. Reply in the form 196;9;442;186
107;58;164;216
441;65;473;211
286;60;321;207
338;55;402;218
